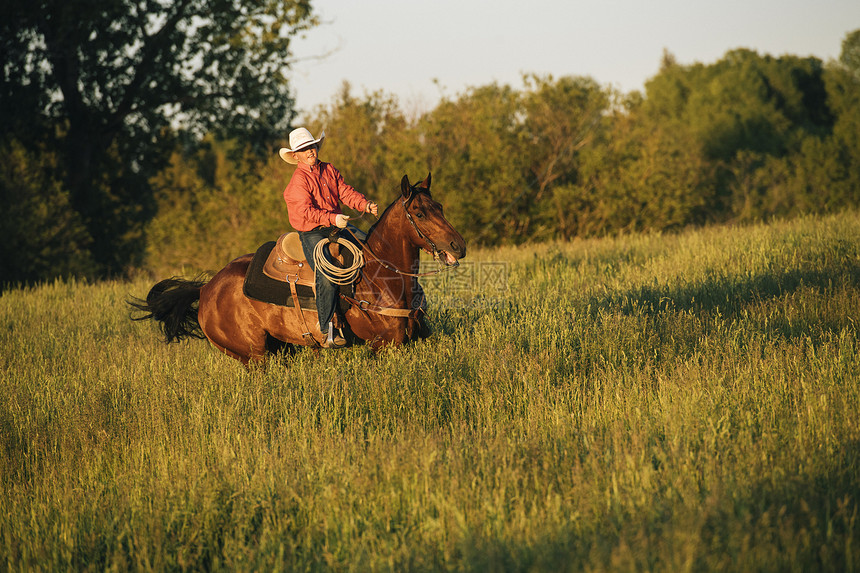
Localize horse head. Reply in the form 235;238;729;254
400;173;466;266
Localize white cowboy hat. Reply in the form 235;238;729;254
278;128;325;164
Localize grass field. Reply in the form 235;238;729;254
2;211;859;571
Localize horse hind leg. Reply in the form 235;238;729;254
206;334;291;366
200;323;269;366
208;339;255;366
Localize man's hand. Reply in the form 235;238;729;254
335;214;350;228
365;202;379;216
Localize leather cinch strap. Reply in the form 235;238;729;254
340;293;423;319
288;276;320;347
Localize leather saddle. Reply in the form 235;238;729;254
262;231;353;286
262;232;315;288
256;232;351;346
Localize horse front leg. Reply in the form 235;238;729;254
346;309;411;349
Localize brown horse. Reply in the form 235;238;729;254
131;173;466;365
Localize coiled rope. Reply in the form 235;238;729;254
312;238;365;285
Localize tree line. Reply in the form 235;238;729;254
1;0;316;284
2;3;858;284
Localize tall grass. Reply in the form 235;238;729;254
2;211;859;571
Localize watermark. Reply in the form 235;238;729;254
419;260;510;309
357;259;511;310
418;260;508;291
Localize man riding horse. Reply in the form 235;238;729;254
280;127;379;348
130;129;465;365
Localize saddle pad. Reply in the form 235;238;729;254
243;241;316;309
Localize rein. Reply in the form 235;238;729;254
325;197;458;320
342;200;459;278
356;236;456;278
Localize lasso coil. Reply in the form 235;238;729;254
312;238;365;285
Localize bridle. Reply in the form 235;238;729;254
336;195;459;319
402;194;444;263
343;191;459;278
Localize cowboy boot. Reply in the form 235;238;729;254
319;320;346;348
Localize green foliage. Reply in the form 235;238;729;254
726;150;796;220
3;211;860;570
5;16;859;278
417;83;529;244
283;34;858;251
645;49;832;161
144;138;290;276
519;74;610;240
637;48;842;224
796;59;860;212
840;29;860;79
1;0;317;276
583;99;716;234
0;140;96;286
302;83;421;207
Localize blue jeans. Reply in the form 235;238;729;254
299;226;362;330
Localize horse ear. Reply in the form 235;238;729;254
401;174;412;199
418;172;432;194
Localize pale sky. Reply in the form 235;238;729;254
288;0;859;117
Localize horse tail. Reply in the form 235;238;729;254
129;276;208;343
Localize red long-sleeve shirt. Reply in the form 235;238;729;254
283;161;369;231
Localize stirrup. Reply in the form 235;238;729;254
324;321;346;348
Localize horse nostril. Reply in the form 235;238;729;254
450;241;464;255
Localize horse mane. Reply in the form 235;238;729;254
364;182;428;241
364;203;393;240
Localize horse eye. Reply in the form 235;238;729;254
415;211;425;219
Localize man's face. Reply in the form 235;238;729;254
292;144;319;167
